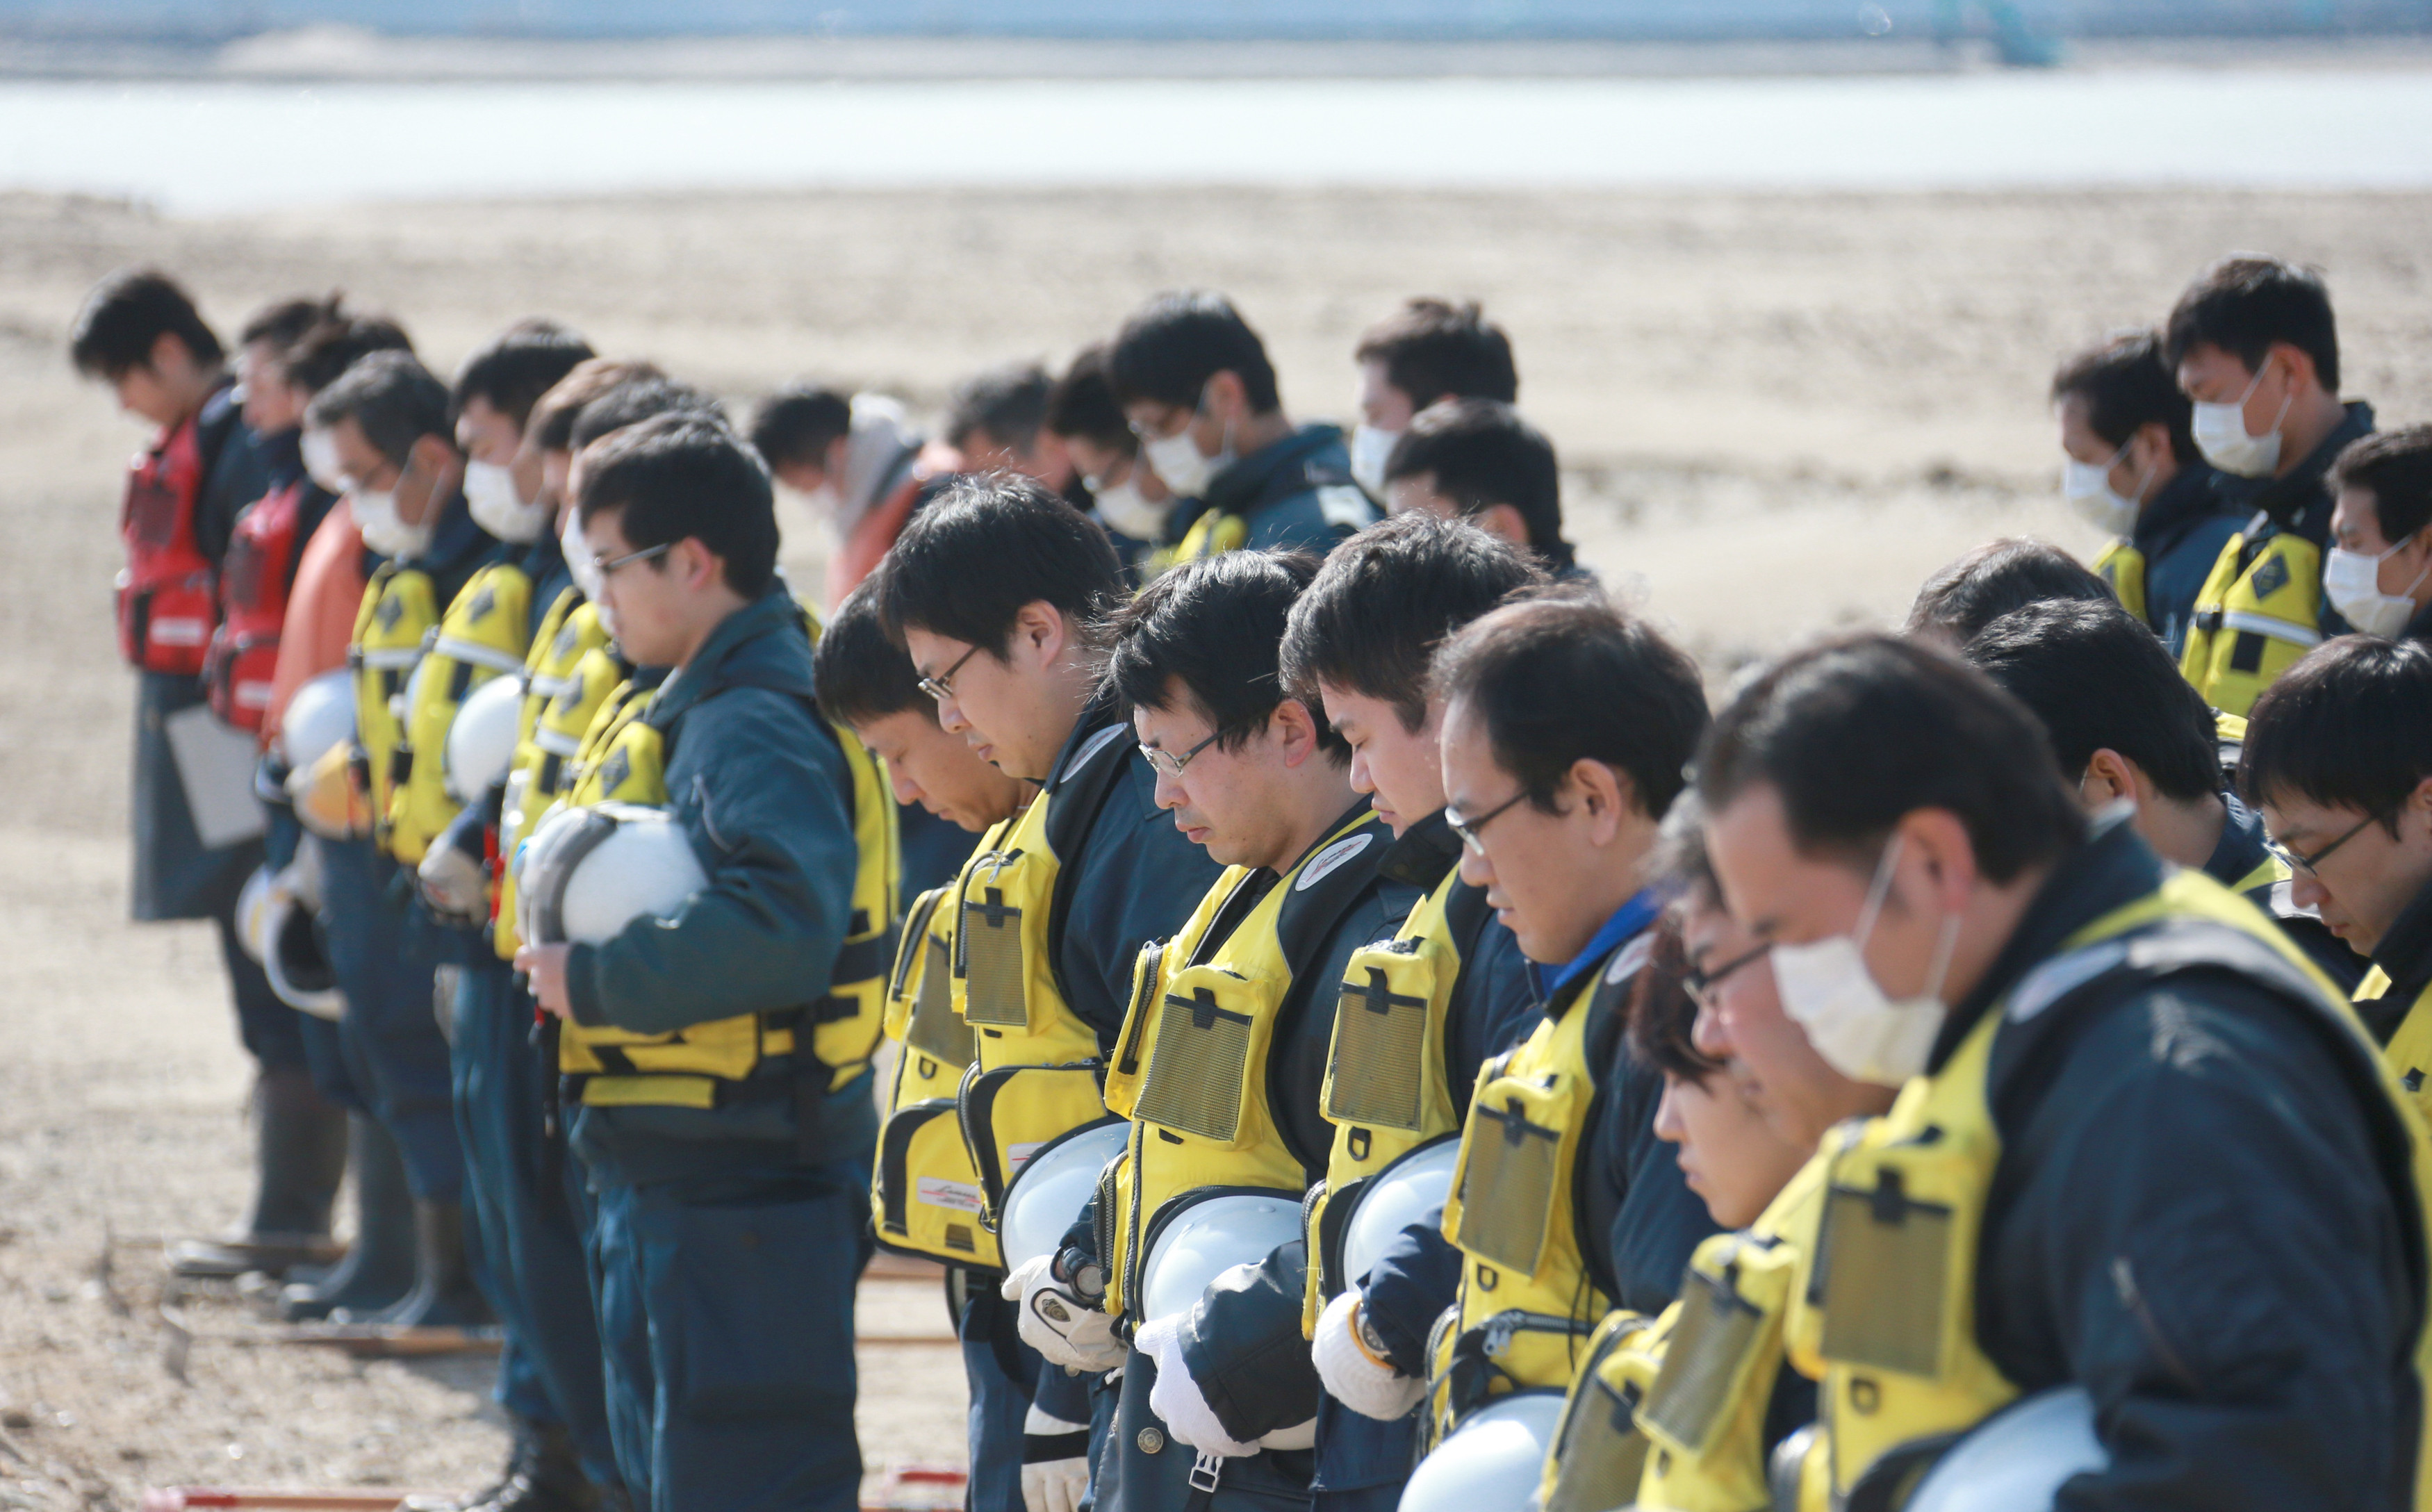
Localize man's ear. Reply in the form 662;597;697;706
1203;369;1249;425
1570;758;1629;844
147;330;188;378
1478;503;1533;549
2081;748;2141;808
1896;807;1980;912
1272;698;1324;768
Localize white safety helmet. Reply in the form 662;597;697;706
444;673;525;803
235;864;277;965
277;668;356;773
262;855;343;1021
516;801;707;947
998;1119;1129;1273
1137;1192;1304;1326
1903;1388;2104;1512
1396;1392;1565;1512
1341;1135;1460;1292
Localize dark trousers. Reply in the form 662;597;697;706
1099;1346;1315;1512
959;1279;1045;1512
586;1162;866;1512
1310;1397;1413;1512
316;837;462;1202
452;958;618;1486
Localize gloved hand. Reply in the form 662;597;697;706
1019;1405;1092;1512
291;742;371;840
1003;1255;1127;1374
418;807;493;928
1135;1315;1261;1458
1313;1289;1427;1422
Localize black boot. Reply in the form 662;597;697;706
404;1419;599;1512
170;1067;352;1279
280;1114;416;1321
336;1197;494;1329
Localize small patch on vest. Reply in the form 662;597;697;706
554;672;585;712
916;1176;984;1213
1296;831;1374;891
2250;553;2291;601
376;594;405;631
466;585;496;623
1066;723;1128;780
553;623;580;659
1606;932;1655;984
598;748;632;794
2007;940;2131;1022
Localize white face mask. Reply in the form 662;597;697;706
1087;470;1173;542
464;459;548;544
1141;384;1233;498
347;457;434;561
1349;424;1402;500
2190;363;2292;479
2324;534;2429;639
301;428;347;493
563;509;604;604
2061;440;2149;539
1766;835;1963;1087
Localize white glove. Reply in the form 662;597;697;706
1313;1289;1427;1422
1019;1405;1091;1512
417;835;490;928
1135;1315;1262;1458
1003;1255;1127;1374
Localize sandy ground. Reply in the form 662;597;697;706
5;182;2432;1506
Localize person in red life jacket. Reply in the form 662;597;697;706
748;381;962;608
67;269;344;1279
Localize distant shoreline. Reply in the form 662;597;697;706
7;29;2432;83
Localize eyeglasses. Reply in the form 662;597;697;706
918;643;982;704
1684;942;1773;1011
2267;807;2390;877
1445;789;1529;853
592;541;673;577
1139;730;1221;777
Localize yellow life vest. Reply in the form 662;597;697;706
1425;930;1650;1444
554;610;901;1109
953;723;1139;1231
1774;868;2432;1506
493;593;621;960
386;559;534;864
347;561;443;844
2180;523;2325;718
2092;536;2148;630
1538;1309;1661;1512
1301;860;1487;1333
2361;966;2432;1125
1097;809;1390;1322
872;826;1010;1269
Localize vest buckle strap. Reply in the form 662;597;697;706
1187;1452;1222;1495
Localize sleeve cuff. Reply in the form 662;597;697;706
1033;1358;1096;1422
565;942;612;1028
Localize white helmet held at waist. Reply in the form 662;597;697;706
1342;1135;1459;1292
235;864;277;965
516;801;707;947
444;673;525;803
262;855;343;1021
1903;1388;2105;1512
998;1120;1129;1274
1137;1191;1304;1326
277;668;356;773
1396;1391;1564;1512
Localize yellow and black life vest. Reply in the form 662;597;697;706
2180;520;2325;718
1424;930;1651;1445
952;723;1138;1231
2092;536;2148;629
1301;861;1491;1333
873;823;1012;1268
385;558;534;864
1097;809;1390;1322
493;593;621;961
554;609;901;1110
1537;1308;1661;1512
348;560;443;842
1768;869;2432;1508
2362;967;2432;1126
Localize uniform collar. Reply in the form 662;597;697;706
1203;422;1345;516
1531;888;1663;1007
2372;875;2432;1002
1044;689;1130;794
2201;790;2274;890
1377;809;1461;891
1927;814;2141;1073
400;492;485;570
647;587;810;727
2131;462;2226;554
2234;400;2374;536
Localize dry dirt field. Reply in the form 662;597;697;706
3;182;2432;1508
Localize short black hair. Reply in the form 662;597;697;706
1383;399;1570;564
2241;636;2432;837
878;472;1126;658
813;580;930;728
533;359;666;454
452;319;595;431
2165;255;2340;393
749;382;853;471
69;268;224;379
2329;426;2432;548
576;413;778;599
1698;633;2086;885
1962;598;2219;803
1625;914;1720;1087
1650;793;1722;904
2051;329;2198;466
1431;591;1708;821
1279;513;1544;733
1354;298;1518;409
1108;290;1280;415
1045;343;1135;454
570;378;725;454
305;350;450;469
948;362;1054;452
239;293;340;353
281;313;415;397
1905;538;2112;646
1103;549;1344;760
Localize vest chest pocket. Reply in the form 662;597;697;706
1543;1312;1657;1512
1133;963;1267;1147
1448;1067;1578;1279
1641;1252;1773;1461
1816;1137;1973;1382
905;932;977;1071
1324;942;1439;1133
960;850;1033;1030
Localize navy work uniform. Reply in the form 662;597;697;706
1162;425;1377;565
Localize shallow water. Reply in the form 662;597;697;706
5;67;2431;211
